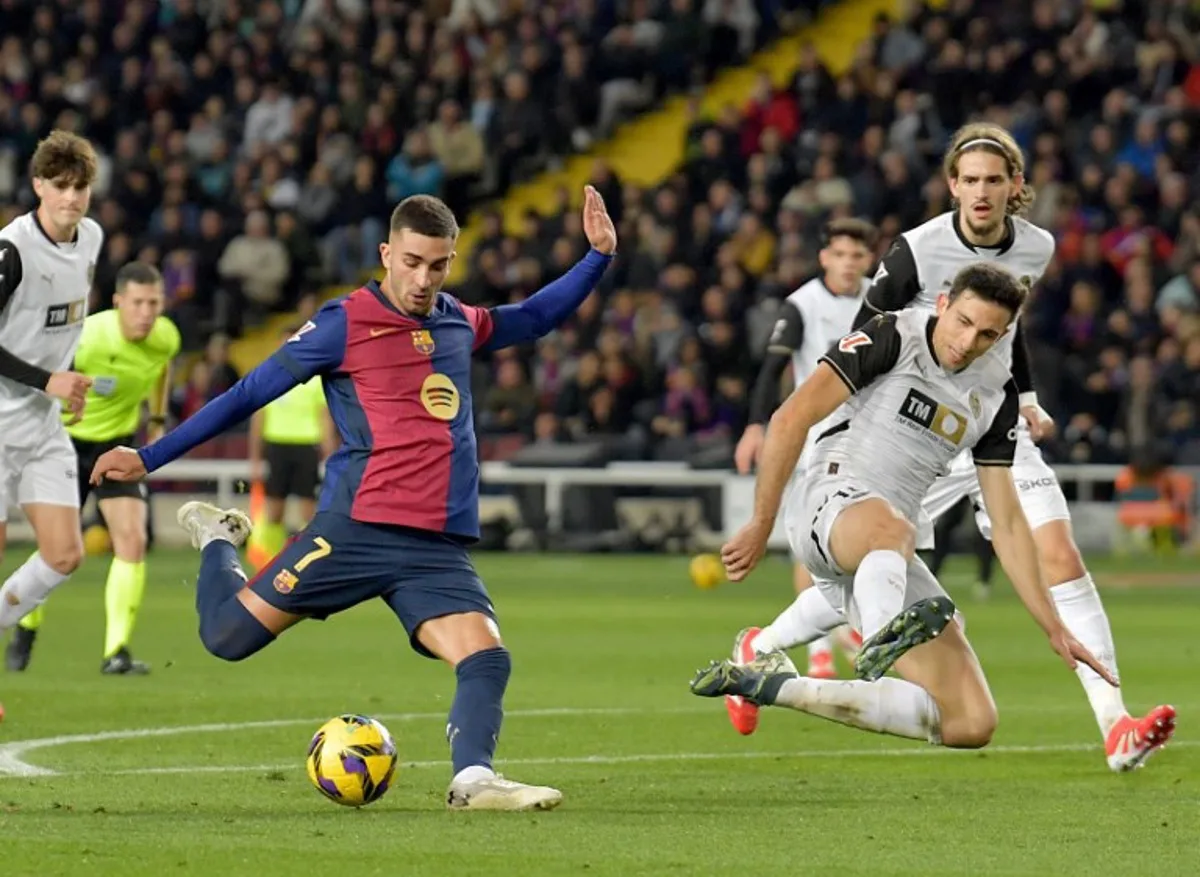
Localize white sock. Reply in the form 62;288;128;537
772;676;941;743
853;549;908;639
1050;575;1127;736
754;587;844;653
452;764;496;785
808;635;834;658
0;553;70;630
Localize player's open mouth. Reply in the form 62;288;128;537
972;203;992;217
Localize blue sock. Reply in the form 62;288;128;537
446;646;511;775
196;541;274;662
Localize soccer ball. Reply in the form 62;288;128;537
305;714;397;807
689;553;725;590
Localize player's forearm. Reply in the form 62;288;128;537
751;393;814;528
138;358;298;473
990;506;1061;636
0;344;52;390
487;249;613;348
747;352;791;425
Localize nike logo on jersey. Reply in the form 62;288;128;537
370;327;401;338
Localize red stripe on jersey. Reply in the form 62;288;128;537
460;302;494;351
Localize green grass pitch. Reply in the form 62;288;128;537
0;549;1196;876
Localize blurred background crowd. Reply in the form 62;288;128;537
0;0;1197;468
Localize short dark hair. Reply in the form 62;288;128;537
30;130;99;186
947;262;1027;318
390;195;459;239
823;218;877;249
115;261;163;292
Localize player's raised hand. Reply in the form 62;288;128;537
46;370;92;424
1021;403;1056;442
734;424;766;475
1048;625;1119;687
90;445;147;485
721;519;770;582
582;185;617;255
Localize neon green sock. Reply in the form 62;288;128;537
248;520;289;560
104;558;146;658
18;604;44;632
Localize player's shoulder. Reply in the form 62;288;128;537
0;212;33;246
785;276;824;303
149;314;182;356
1010;216;1056;260
899;212;955;249
77;217;104;245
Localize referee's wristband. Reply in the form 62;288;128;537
1018;392;1038;410
147;415;167;425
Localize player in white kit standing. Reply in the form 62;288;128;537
692;263;1117;752
722;122;1173;771
0;132;105;703
724;219;875;734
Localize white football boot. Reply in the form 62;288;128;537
446;773;563;811
177;501;253;551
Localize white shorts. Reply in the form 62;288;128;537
0;425;81;522
916;428;1070;549
783;474;953;634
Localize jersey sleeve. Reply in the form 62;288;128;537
272;300;348;382
766;301;805;354
972;381;1019;466
459;301;495;351
819;313;903;394
0;239;24;315
854;237;921;327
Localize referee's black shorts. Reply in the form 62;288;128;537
264;441;321;500
73;434;147;506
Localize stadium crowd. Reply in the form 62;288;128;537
1;0;1198;467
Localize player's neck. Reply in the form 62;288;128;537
35;204;79;244
822;275;857;297
955;210;1008;248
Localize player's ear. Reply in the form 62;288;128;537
32;177;44;200
936;293;949;316
378;240;389;266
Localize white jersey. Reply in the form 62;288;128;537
0;212;104;447
766;276;870;459
807;308;1018;524
863;212;1054;373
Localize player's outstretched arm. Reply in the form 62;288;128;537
92;301;348;485
482;186;616;351
976;464;1118;686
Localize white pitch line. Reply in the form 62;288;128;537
9;739;1199;780
0;706;713;778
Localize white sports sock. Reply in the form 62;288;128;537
452;764;496;785
772;676;941;743
1050;575;1127;736
853;549;908;640
0;553;69;630
753;587;844;654
808;635;834;657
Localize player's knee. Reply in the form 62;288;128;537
112;529;147;562
199;601;275;662
865;516;916;560
1032;526;1085;585
43;542;83;575
940;702;998;749
455;645;512;686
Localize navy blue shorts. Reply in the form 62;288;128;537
248;512;495;659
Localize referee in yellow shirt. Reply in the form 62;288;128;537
6;262;180;675
245;324;334;568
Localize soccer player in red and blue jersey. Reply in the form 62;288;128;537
90;189;617;811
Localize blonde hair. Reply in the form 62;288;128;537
942;123;1035;217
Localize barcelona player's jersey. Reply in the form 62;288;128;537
274;282;494;540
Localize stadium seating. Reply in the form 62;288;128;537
1;0;1197;470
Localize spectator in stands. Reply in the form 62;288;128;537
217;209;291;312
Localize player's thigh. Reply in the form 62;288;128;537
788;480;896;578
826;495;915;573
380;534;499;665
245;513;388;627
894;621;997;748
96;494;148;560
22;502;83;571
19;431;83;569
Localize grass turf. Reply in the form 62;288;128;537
0;550;1196;876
